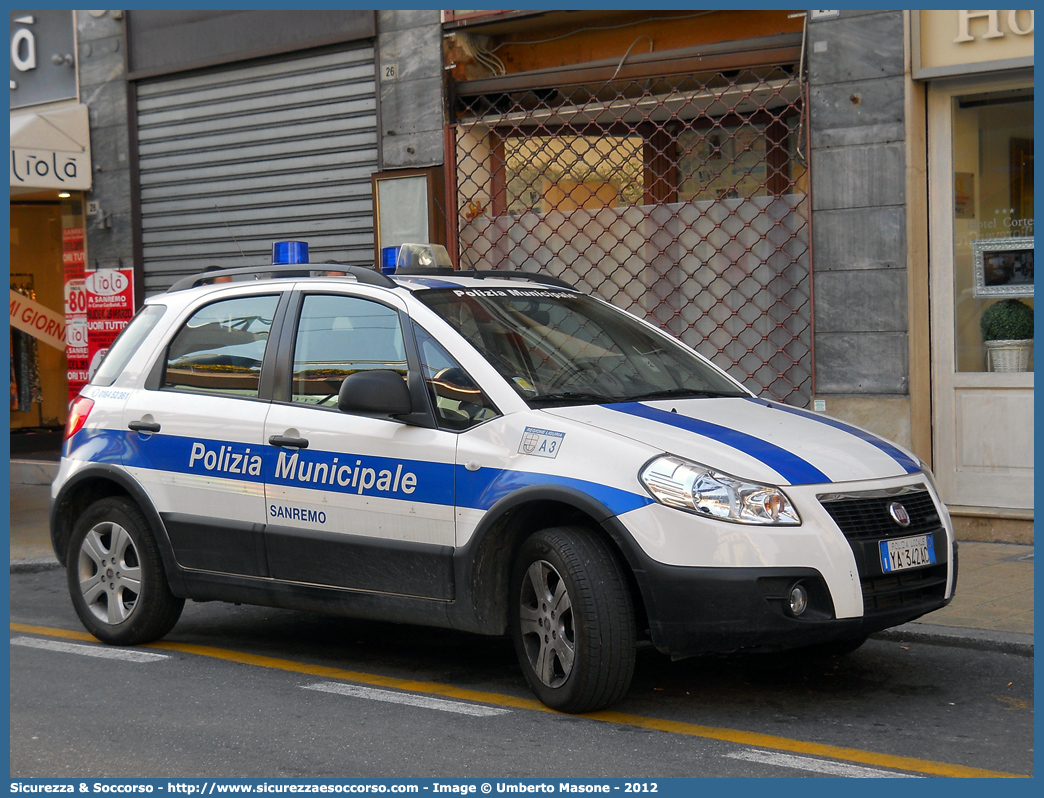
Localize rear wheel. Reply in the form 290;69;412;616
67;497;184;645
510;526;636;712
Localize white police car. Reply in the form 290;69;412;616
52;242;957;713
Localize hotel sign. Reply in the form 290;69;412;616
914;10;1034;79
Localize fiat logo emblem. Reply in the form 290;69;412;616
888;501;911;527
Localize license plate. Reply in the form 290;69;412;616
880;534;936;573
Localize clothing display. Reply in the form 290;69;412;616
10;281;44;413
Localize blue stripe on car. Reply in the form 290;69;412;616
455;465;653;515
747;398;921;475
67;429;652;517
605;402;831;486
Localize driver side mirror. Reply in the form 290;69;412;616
337;370;412;417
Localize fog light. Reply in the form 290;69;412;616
787;583;809;617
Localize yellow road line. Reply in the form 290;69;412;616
11;622;1028;779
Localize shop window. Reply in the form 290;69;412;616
454;65;812;405
677;118;801;201
496;114;802;216
503;134;645;215
951;92;1034;372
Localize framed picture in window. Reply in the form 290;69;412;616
972;237;1034;298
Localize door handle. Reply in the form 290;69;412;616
128;420;161;433
268;435;309;449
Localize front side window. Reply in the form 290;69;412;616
416;288;747;406
414;325;499;429
164;295;278;397
291;295;407;406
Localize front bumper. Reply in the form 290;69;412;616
611;477;956;656
638;556;953;656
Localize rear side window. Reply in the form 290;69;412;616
291;295;407;406
90;305;167;386
163;295;278;397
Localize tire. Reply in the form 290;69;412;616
66;497;184;645
510;526;636;713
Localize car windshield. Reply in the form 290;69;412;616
416;287;748;406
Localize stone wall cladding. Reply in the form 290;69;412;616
808;10;908;396
377;10;445;169
76;10;133;272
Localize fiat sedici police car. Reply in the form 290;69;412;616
52;242;956;713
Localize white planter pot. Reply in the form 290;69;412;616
984;339;1033;372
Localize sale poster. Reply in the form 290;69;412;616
86;268;135;381
63;226;89;402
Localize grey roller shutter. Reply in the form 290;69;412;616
135;45;377;294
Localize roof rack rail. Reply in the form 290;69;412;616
167;264;396;293
394;267;574;290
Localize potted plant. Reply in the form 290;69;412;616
980;298;1034;372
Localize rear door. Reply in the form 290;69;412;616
122;291;284;576
261;289;459;599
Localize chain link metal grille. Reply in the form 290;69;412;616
452;66;812;405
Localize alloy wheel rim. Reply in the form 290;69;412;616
78;521;142;625
518;559;575;688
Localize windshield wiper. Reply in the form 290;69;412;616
624;388;747;401
528;391;610;406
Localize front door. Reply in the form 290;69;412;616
927;77;1034;511
262;291;458;599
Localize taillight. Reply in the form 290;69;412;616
65;396;95;440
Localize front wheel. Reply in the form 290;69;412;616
67;497;184;645
510;526;636;713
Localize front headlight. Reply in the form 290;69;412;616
639;455;800;525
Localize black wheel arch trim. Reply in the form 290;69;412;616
50;463;187;596
449;483;656;636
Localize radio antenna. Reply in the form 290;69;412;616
217;210;248;263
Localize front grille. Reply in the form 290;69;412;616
818;487;940;542
818;486;949;615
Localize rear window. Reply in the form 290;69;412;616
90;305;167;386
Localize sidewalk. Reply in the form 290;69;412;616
9;460;1034;655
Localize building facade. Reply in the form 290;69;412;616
805;9;1033;541
9;10;1033;540
10;9;91;432
915;10;1033;539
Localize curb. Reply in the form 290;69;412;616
10;556;1034;658
873;622;1033;657
10;459;59;486
11;558;61;574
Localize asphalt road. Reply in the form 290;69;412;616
9;569;1034;779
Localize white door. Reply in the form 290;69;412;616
122;292;282;574
927;76;1034;511
262;291;459;598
